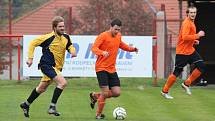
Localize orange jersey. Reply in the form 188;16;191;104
91;31;135;73
176;17;200;55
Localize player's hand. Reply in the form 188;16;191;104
26;58;33;67
71;52;77;57
102;51;109;58
194;40;200;45
133;47;139;54
198;30;205;37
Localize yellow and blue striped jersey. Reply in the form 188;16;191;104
28;31;76;70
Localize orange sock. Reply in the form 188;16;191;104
162;74;176;93
93;91;112;99
94;92;101;99
106;90;113;98
96;95;105;115
185;68;201;86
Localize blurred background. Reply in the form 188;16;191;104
0;0;214;85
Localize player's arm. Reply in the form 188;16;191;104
68;46;76;57
66;37;77;57
119;41;138;53
91;34;107;56
193;30;205;45
27;35;48;67
181;22;200;41
194;40;200;45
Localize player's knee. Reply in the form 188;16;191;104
63;81;68;87
103;92;109;98
59;81;68;89
112;92;120;97
195;62;205;73
173;67;183;77
36;86;47;93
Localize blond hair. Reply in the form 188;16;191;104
52;16;64;30
186;6;197;15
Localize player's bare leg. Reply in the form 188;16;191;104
110;86;120;97
95;86;110;119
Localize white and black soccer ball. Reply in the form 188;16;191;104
113;107;127;120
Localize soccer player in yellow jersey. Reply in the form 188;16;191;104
20;16;76;117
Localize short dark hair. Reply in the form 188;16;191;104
111;18;122;27
52;16;64;30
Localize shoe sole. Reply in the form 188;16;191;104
20;104;29;118
90;93;97;109
96;114;105;119
48;112;60;116
181;83;192;95
161;91;173;99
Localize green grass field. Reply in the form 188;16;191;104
0;78;214;121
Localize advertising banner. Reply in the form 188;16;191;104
23;35;152;77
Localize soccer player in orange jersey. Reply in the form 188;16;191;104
161;6;205;99
89;19;138;119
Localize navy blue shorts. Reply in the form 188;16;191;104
40;65;57;79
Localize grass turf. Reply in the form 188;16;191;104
0;78;214;121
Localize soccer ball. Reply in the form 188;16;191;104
113;107;127;120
